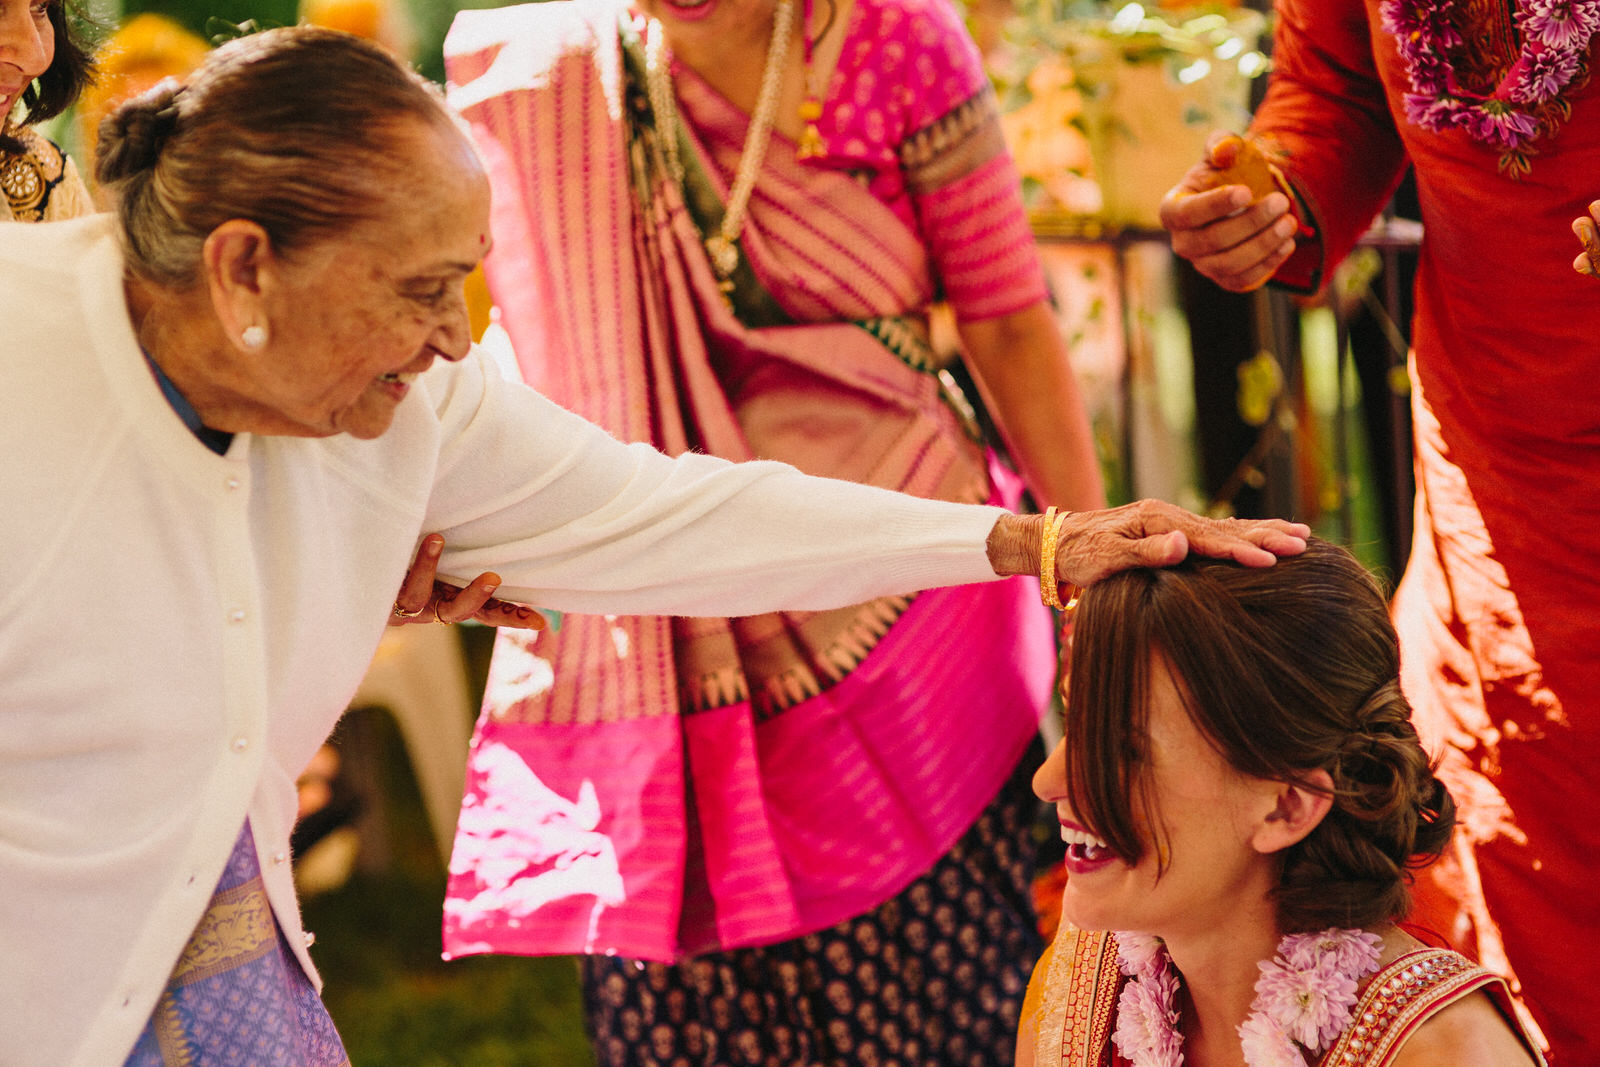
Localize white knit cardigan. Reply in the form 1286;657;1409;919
0;215;1008;1066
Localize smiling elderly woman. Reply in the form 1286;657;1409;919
0;26;1307;1066
1021;541;1544;1067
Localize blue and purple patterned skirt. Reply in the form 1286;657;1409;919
124;822;349;1066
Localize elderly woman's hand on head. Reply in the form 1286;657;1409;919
1050;501;1310;584
389;534;547;629
986;500;1310;590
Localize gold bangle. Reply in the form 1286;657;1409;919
1039;506;1069;609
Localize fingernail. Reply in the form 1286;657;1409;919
1274;216;1297;238
483;583;499;595
426;536;443;556
1229;186;1252;208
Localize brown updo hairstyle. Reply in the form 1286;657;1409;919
1;0;97;153
94;25;456;287
1062;538;1455;932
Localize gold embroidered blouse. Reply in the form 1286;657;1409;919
1;126;92;223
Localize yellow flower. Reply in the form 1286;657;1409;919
300;0;416;58
75;14;210;168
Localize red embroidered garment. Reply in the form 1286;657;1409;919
1252;0;1599;1057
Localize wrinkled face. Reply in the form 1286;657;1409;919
0;0;55;122
1032;656;1277;940
249;120;491;439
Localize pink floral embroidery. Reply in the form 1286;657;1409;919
1380;0;1599;153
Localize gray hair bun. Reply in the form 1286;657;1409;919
95;78;186;184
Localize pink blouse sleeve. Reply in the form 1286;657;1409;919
893;0;1048;320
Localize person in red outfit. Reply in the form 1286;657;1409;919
1160;0;1600;1057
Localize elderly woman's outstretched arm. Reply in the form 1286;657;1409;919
422;353;1309;616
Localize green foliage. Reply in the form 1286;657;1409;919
120;0;298;40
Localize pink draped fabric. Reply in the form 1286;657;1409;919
440;0;1053;962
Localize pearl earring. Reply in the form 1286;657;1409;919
240;324;268;350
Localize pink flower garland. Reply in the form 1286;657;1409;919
1380;0;1600;151
1111;928;1384;1067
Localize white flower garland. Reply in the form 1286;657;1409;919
1111;928;1384;1067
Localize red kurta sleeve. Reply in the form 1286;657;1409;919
1251;0;1411;290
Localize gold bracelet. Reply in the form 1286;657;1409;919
1039;506;1069;609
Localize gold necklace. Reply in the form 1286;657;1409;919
646;0;797;288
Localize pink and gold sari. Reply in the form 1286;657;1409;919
440;0;1054;962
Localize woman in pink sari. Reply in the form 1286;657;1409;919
443;0;1102;1060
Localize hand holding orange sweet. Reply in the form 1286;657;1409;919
1192;134;1295;204
1159;133;1301;293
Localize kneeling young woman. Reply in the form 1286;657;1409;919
1022;540;1544;1066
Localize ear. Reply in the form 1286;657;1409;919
1250;768;1334;854
201;219;276;350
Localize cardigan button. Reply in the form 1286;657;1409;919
303;931;316;947
226;476;241;490
231;735;249;751
274;852;287;865
228;608;246;623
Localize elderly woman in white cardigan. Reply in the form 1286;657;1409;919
0;27;1307;1067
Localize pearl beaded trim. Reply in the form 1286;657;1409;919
1326;950;1476;1063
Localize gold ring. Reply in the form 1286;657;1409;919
433;600;449;624
392;602;424;619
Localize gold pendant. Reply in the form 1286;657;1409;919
797;123;825;160
706;233;740;280
797;96;825;160
0;153;46;218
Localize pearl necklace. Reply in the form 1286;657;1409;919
645;0;797;287
1110;928;1384;1067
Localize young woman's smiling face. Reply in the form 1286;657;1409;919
1034;655;1285;942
